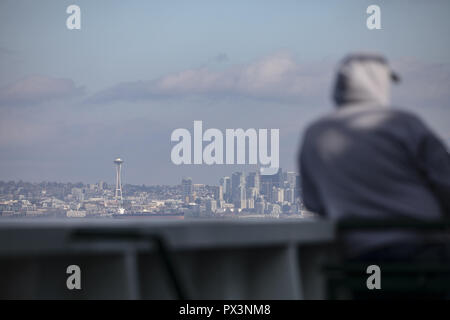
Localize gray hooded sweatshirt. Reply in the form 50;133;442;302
299;53;450;257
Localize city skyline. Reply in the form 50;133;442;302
0;166;300;191
0;166;304;218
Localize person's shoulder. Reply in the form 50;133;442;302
387;107;428;128
303;115;335;137
347;106;426;127
304;107;427;137
309;108;346;127
388;107;421;120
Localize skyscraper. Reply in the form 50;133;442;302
224;177;231;203
181;177;193;203
286;171;297;189
246;171;260;195
220;177;232;203
206;198;217;214
231;172;246;209
216;185;224;201
285;187;295;204
231;172;243;200
260;168;282;202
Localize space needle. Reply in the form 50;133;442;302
114;157;124;202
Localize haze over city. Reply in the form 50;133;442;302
1;0;450;185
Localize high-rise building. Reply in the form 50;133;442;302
255;196;265;214
219;177;226;190
286;171;297;189
296;174;302;198
246;187;258;201
231;172;243;202
213;185;223;201
232;172;246;209
285;187;295;204
272;187;284;203
206;198;217;214
236;184;247;209
224;177;231;203
217;200;225;209
246;171;260;195
181;177;193;203
260;168;282;202
246;198;255;209
220;177;232;203
71;187;84;202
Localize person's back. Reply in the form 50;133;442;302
299;53;450;258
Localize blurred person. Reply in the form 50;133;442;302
298;53;450;262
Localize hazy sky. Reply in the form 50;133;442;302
1;0;450;185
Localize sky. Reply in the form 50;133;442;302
0;0;450;185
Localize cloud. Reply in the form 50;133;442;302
87;52;450;109
0;75;84;106
89;52;333;104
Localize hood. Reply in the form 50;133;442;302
333;53;399;108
